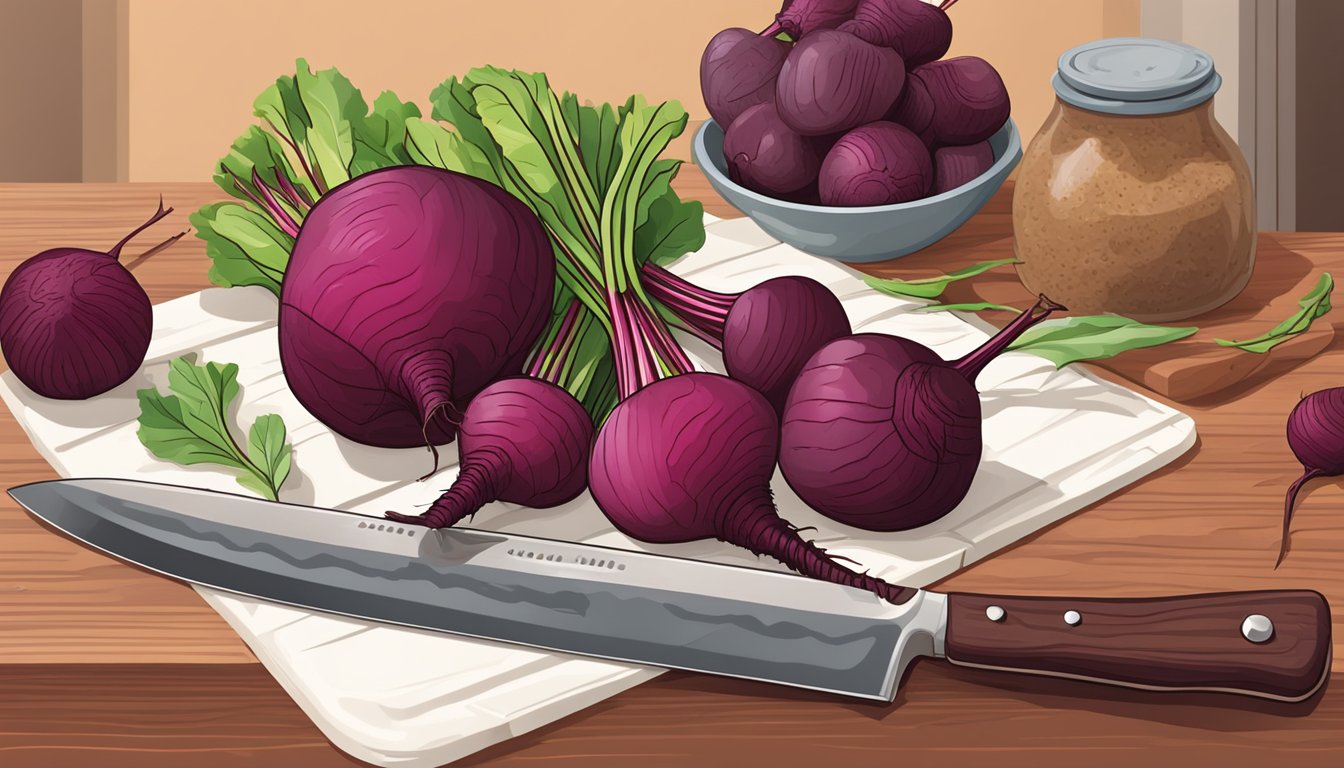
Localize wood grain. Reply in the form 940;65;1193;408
911;211;1338;402
3;174;1344;766
945;591;1331;700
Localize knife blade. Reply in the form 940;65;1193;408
9;478;1332;703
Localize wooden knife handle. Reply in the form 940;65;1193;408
944;590;1331;701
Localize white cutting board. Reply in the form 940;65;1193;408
1;214;1196;767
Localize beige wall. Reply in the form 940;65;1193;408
0;0;84;181
7;0;1137;181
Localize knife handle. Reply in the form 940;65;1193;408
943;590;1331;701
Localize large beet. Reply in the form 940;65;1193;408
818;121;932;206
776;29;906;136
724;102;825;196
279;166;553;461
839;0;953;67
700;28;792;129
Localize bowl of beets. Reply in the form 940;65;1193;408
696;0;1019;263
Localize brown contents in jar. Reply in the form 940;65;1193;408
1013;100;1255;322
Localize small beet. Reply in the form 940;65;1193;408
767;0;860;39
918;57;1011;146
933;141;995;193
724;102;825;196
840;0;954;67
700;28;792;129
1277;387;1344;566
888;71;937;146
775;29;906;136
818;121;932;206
386;377;594;528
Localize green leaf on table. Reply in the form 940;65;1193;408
190;202;292;296
864;258;1019;299
1215;272;1333;354
136;358;293;501
1007;316;1199;368
917;301;1020;313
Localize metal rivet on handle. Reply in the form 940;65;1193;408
1242;614;1274;643
986;605;1006;622
1064;610;1082;626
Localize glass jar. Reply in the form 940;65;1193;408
1013;38;1255;322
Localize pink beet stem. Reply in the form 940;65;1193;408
760;20;784;37
644;279;730;337
252;169;301;237
642;264;736;309
530;300;580;380
720;498;918;605
108;197;174;260
1277;467;1325;568
952;294;1067;382
940;0;961;10
386;461;500;528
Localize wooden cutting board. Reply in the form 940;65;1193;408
869;205;1337;403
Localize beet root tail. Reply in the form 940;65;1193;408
400;349;461;479
1277;467;1325;568
387;461;500;528
719;498;917;604
109;197;175;260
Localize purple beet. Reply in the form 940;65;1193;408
780;295;1066;531
818;121;932;206
386;377;594;528
700;28;792;129
933;141;994;193
776;29;906;136
765;0;860;39
724;102;825;196
888;71;937;146
919;56;1011;146
839;0;955;67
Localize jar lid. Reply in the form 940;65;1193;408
1053;37;1221;115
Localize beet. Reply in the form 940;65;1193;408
919;56;1011;146
588;372;914;603
933;141;995;193
278;166;553;473
642;266;852;413
766;0;860;39
887;71;937;146
839;0;954;67
700;28;792;129
0;202;173;400
780;296;1065;531
1277;387;1344;566
386;377;593;528
775;29;906;136
724;102;826;196
818;121;932;206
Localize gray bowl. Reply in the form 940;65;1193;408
692;118;1022;263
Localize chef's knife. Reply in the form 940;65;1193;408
9;478;1331;703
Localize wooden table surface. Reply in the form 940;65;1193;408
2;172;1343;767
